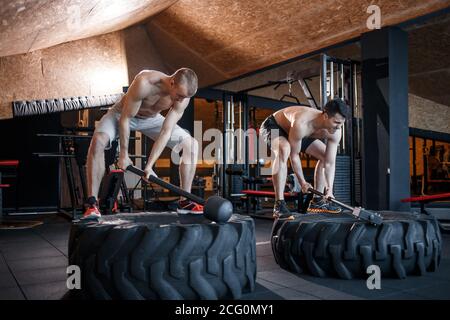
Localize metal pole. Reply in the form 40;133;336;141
242;98;248;174
231;98;235;164
340;63;346;153
0;172;3;218
298;78;318;109
353;64;360;155
320;54;328;109
330;61;334;99
222;96;228;198
57;137;62;215
239;99;244;166
349;63;355;205
412;136;417;194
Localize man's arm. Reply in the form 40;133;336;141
323;129;342;197
144;99;189;177
288;122;312;192
118;75;152;169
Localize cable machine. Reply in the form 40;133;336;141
320;54;360;205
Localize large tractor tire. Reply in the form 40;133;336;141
271;211;442;279
68;212;256;299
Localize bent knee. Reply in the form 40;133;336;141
278;143;291;160
315;154;326;163
90;133;110;153
181;137;198;154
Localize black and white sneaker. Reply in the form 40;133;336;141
307;199;342;214
273;200;294;220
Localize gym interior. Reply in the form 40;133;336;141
0;0;450;302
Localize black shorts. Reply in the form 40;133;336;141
260;115;317;152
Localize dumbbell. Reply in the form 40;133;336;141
308;188;383;226
126;165;233;223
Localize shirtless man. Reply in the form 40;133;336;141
260;98;349;218
83;68;202;217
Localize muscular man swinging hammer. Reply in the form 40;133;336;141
83;68;202;217
260;98;350;219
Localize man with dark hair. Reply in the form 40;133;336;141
260;98;350;219
84;68;202;218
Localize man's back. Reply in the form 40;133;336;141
273;106;327;139
112;70;174;118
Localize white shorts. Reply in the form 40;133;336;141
95;109;191;150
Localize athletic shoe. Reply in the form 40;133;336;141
325;201;343;213
83;196;101;219
307;198;342;214
273;200;294;220
177;199;204;215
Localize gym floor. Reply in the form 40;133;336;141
1;214;450;300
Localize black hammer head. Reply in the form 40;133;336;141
352;207;383;226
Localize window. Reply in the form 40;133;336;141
410;135;450;195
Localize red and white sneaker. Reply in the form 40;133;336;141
177;199;204;215
83;196;101;219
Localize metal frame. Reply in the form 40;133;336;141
237;80;309;107
320;53;360;205
298;78;318;109
409;128;450;143
195;88;304;199
197;54;361;205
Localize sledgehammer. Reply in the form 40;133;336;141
308;188;383;226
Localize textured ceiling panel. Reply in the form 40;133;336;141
409;18;450;75
145;22;228;87
1;0;449;108
410;70;450;106
0;0;177;57
407;14;450;106
150;0;450;78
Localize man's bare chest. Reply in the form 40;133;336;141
306;128;329;140
136;95;173;117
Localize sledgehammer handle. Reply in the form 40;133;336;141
126;165;205;205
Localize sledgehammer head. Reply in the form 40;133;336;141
353;207;383;226
204;196;233;223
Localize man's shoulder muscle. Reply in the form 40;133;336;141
136;69;171;86
129;71;162;99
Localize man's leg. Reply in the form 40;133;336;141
271;136;294;218
175;136;202;214
84;109;119;216
178;136;199;194
305;140;341;213
139;115;198;194
86;132;110;200
271;136;290;201
304;140;327;193
143;118;202;214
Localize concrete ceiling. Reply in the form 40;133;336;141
408;13;450;107
1;0;449;107
217;12;450;108
148;0;450;81
0;0;177;57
